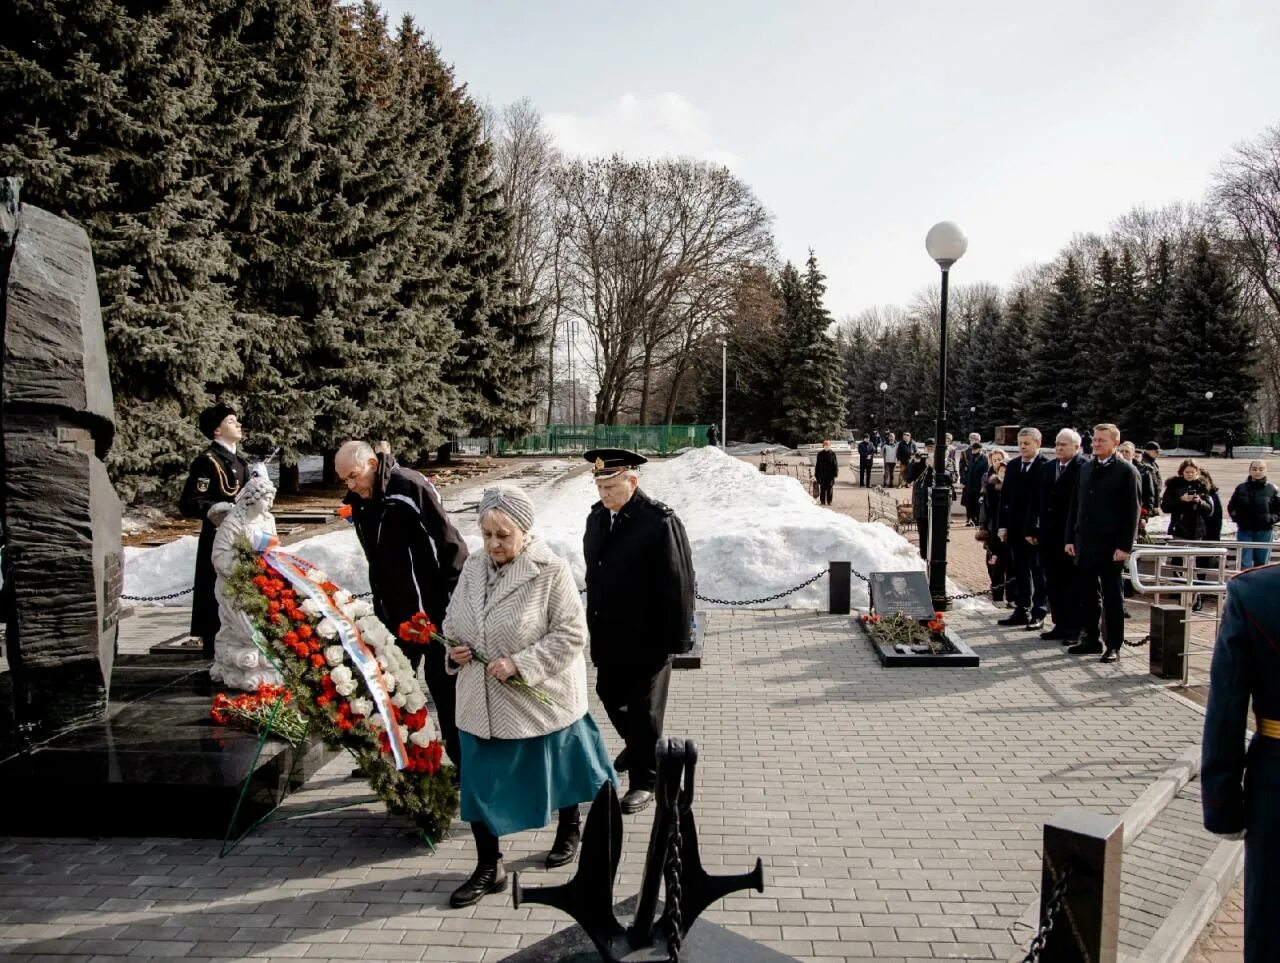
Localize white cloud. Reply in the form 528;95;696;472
545;92;740;169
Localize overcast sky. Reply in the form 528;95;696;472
381;0;1278;318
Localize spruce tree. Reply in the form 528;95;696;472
775;254;845;446
1;0;240;500
1083;248;1129;427
1021;257;1089;431
983;292;1030;434
1158;236;1257;452
1134;239;1176;445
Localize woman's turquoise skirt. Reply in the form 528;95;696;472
459;713;619;837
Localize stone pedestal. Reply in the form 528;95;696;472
1;181;122;741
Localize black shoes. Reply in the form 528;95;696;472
449;860;508;908
1192;595;1204;612
1099;649;1119;664
620;788;654;814
613;749;629;773
1040;626;1068;640
1024;617;1045;631
1067;640;1104;655
545;812;581;869
998;611;1029;627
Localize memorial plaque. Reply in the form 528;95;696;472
870;570;935;619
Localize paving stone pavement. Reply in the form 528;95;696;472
0;608;1213;962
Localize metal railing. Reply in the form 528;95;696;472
1127;546;1230;686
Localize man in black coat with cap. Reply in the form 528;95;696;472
1066;424;1141;662
179;403;251;657
583;449;695;814
336;440;468;768
814;440;839;506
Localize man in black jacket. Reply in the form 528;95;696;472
857;435;875;487
998;427;1050;628
814;440;839;505
1141;442;1163;511
337;440;468;767
1066;424;1141;662
1030;429;1086;643
905;440;935;559
179;403;251;658
583;448;695;815
961;438;988;526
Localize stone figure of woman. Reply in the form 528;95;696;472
209;465;283;691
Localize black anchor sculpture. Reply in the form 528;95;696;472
513;737;765;962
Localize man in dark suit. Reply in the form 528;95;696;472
961;438;988;526
1066;424;1141;662
583;449;695;814
1030;428;1087;643
997;427;1050;628
814;440;839;505
179;403;251;657
857;435;875;487
1202;563;1280;962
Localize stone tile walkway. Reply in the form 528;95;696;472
0;606;1214;962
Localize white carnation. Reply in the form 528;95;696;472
391;693;407;708
334;680;357;697
308;569;329;585
381;672;397;693
301;599;323;618
324;645;345;667
377;656;390;671
409;728;432;748
350;697;373;718
339;602;359;621
405;692;427;713
329;665;353;687
365;713;384;730
334;589;354;606
316;618;339;640
349;600;374;619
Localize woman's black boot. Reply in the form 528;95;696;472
451;823;506;908
545;805;581;869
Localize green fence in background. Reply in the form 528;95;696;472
454;424;713;456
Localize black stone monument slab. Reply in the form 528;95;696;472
1;180;122;739
869;570;935;619
502;895;800;963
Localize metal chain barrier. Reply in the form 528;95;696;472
1021;864;1073;962
1123;634;1150;648
664;794;685;962
693;569;828;607
121;587;194;602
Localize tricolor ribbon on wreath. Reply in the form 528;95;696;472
250;532;409;770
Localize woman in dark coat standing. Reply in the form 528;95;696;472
1228;460;1280;568
1161;459;1215;541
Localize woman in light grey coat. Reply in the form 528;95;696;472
442;485;616;908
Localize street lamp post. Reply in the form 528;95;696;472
879;381;888;428
925;221;968;609
721;336;728;449
1204;390;1214;454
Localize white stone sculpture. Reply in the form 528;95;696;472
209;465;283;691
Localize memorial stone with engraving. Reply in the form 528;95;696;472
0;178;123;741
869;570;935;619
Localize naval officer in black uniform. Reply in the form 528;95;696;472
1202;562;1280;962
582;449;695;814
179;403;250;657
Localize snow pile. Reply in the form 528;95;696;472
123;537;199;601
125;448;953;611
530;446;922;609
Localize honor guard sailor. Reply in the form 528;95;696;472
582;449;695;814
178;403;251;657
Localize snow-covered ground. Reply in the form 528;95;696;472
125;447;965;610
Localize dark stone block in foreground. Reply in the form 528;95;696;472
857;620;980;668
503;895;800;963
0;655;336;838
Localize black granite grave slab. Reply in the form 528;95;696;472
856;620;980;668
0;655;336;838
503;894;800;963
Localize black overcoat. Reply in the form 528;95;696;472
1029;454;1086;548
815;449;839;484
583;488;695;671
344;454;468;630
998;454;1049;537
1066;456;1141;565
178;442;251;639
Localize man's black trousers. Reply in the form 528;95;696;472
1040;541;1079;634
1076;558;1126;651
1009;536;1048;618
399;640;461;771
818;481;834;505
858;462;873;486
595;660;672;792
